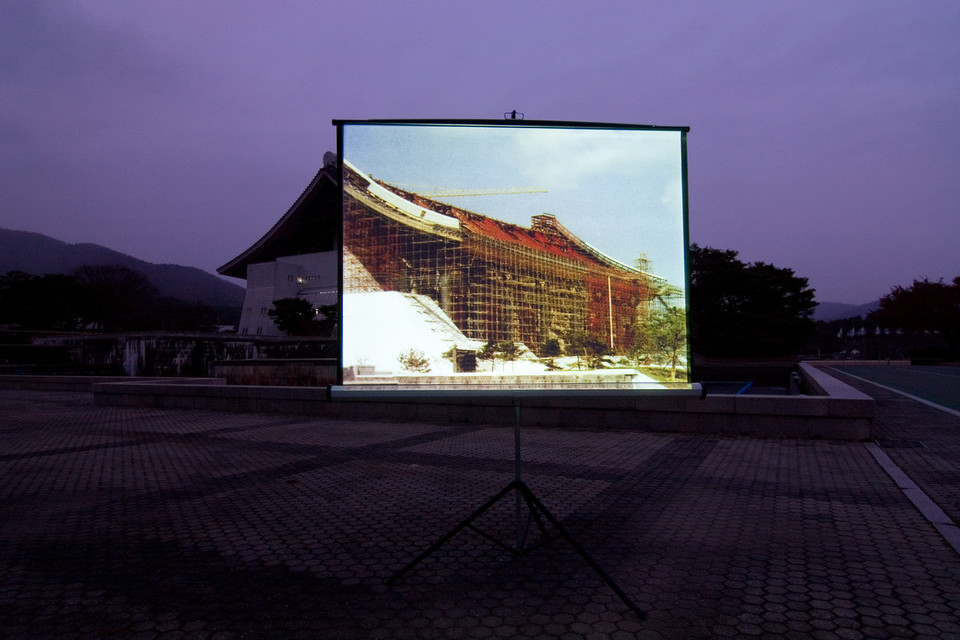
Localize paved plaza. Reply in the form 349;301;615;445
2;373;960;639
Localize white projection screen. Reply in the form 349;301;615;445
336;120;691;391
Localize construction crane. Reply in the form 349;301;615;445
390;184;547;198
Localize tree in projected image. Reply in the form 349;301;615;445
564;330;612;370
540;338;562;370
632;306;687;381
397;349;432;373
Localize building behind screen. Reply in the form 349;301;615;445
220;153;679;357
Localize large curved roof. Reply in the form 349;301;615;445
217;156;339;279
220;155;662;284
346;162;647;277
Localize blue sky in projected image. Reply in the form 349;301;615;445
344;124;687;289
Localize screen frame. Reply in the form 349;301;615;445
333;118;693;391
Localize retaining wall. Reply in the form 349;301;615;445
2;363;874;440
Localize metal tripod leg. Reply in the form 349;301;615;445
387;481;516;586
387;397;645;619
516;482;646;619
387;479;645;619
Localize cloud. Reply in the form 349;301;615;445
660;177;683;214
511;128;680;193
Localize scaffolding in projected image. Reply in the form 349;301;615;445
342;160;667;358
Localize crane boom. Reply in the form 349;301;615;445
390;184;547;197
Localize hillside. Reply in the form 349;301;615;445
4;226;892;323
0;228;244;309
813;300;881;322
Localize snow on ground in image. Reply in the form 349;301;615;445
342;290;664;387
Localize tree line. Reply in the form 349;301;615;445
869;277;960;354
9;248;951;361
817;277;960;360
269;245;823;375
689;244;817;358
0;265;234;332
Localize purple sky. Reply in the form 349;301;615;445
2;1;958;304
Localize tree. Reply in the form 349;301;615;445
868;277;960;357
633;306;688;380
540;337;562;369
476;339;498;371
315;303;338;336
474;339;522;371
151;296;221;332
267;297;318;335
495;340;521;371
397;348;431;373
0;271;82;330
564;329;611;370
689;245;816;358
0;266;229;332
73;265;157;330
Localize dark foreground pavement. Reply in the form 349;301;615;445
1;385;959;639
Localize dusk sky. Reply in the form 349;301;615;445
2;0;958;304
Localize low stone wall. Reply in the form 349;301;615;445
213;359;337;386
350;370;655;389
4;363;874;440
81;362;873;440
0;331;336;377
0;375;225;392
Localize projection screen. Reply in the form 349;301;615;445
336;119;691;391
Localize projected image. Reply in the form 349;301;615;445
339;121;690;389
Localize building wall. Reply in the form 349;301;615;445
343;189;655;355
238;252;337;336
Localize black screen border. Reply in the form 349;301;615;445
334;118;692;389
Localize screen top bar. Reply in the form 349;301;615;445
333;118;689;133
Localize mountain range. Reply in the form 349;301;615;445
812;300;881;322
2;227;882;322
0;228;244;309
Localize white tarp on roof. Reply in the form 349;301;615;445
343;291;483;375
342;290;665;387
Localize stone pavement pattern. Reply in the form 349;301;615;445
830;366;960;547
1;388;959;639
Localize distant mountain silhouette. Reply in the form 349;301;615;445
813;300;880;322
4;226;892;323
0;227;244;309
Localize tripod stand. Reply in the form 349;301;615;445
388;397;645;619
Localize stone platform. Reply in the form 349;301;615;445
0;363;875;440
0;376;956;639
